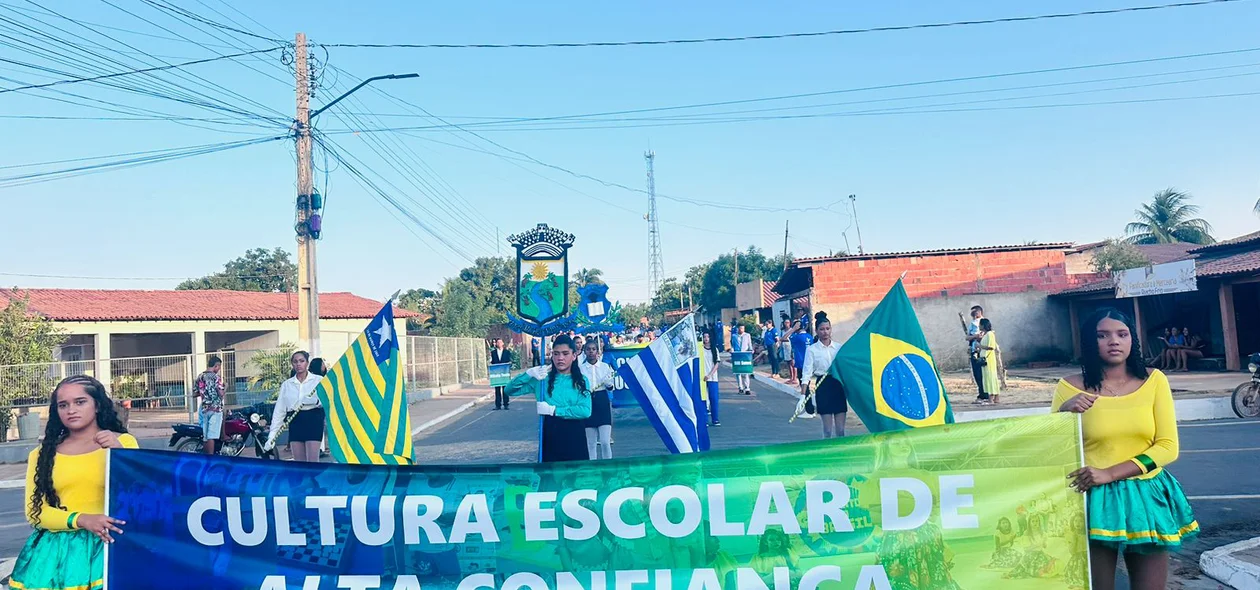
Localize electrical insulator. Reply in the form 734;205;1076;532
296;194;310;210
308;213;322;239
310;192;323;211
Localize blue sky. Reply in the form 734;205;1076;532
2;1;1259;304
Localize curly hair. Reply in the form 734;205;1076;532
29;375;127;524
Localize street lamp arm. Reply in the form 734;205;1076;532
310;73;419;119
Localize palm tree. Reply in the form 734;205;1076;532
245;343;297;396
572;267;604;287
1124;188;1215;245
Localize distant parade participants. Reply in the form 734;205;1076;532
265;350;325;462
11;376;138;590
505;334;592;462
702;332;722;426
1054;308;1198;590
579;340;616;459
802;312;846;438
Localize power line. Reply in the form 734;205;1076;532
318;0;1247;49
0;134;285;188
0;271;288;281
0;46;280;94
321;46;1260;132
138;0;283;44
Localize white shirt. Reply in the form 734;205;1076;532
735;332;753;352
578;359;615;392
269;373;324;439
802;339;841;379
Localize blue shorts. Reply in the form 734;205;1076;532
199;410;223;440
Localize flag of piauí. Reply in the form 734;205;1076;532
315;301;413;465
829;279;954;432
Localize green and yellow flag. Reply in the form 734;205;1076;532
315;301;413;464
830;278;955;432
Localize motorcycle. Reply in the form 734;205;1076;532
169;402;278;459
1231;352;1260;419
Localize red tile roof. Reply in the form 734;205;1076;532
1197;250;1260;278
0;289;416;322
1189;230;1260;254
791;242;1075;265
761;281;778;308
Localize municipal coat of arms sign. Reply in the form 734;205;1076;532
507;224;575;333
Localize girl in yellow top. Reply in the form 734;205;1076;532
11;376;138;590
1052;308;1198;590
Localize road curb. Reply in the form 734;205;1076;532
751;372;1238;422
0;480;21;490
410;392;495;437
1;557;13;585
1201;536;1260;590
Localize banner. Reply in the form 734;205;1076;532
106;414;1087;590
1115;258;1197;298
489;363;512;388
730;351;754;375
603;343;649;408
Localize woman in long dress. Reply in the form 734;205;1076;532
977;318;1004;404
504;334;592;462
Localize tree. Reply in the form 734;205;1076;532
572;268;605;287
398;288;439;333
1124;189;1215;245
0;292;66;437
245;343;297;397
1089;240;1152;274
427;256;518;337
698;246;792;312
178;247;297;292
645;278;687;326
619;302;651;329
431;279;488;337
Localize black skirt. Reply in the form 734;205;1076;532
585;390;613;428
814;375;848;415
289;406;325;442
541;415;589;462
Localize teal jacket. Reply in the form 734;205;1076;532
505;371;592;420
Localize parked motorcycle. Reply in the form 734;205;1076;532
169;402;277;458
1231;352;1260;419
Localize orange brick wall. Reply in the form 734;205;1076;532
811;250;1072;304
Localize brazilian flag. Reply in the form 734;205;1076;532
315;301;414;464
829;279;954;432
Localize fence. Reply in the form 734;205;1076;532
0;336;488;421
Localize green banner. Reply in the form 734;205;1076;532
109;413;1087;590
489;362;512;387
731;351;754;375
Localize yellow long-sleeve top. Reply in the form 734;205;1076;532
1051;369;1179;480
25;433;139;530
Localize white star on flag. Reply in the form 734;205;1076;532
374;321;393;347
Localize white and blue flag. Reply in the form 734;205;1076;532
617;314;710;453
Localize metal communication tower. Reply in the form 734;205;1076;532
645;151;664;299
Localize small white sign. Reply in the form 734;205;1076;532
1115;259;1197;298
586;301;605;317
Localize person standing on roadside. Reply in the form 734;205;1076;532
763;320;781;377
578;340;615;459
965;305;991;404
734;324;754;395
265;351;325;462
802;312;846;438
194;356;225;455
491;338;513;410
702;332;721;426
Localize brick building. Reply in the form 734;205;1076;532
773;243;1084;370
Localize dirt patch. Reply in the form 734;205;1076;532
942;371;1058;407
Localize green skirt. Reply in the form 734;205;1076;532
1087;470;1199;553
8;529;103;590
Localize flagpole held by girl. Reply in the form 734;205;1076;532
801;312;847;438
10;376;138;590
505;334;592;462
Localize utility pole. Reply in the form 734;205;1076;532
294;32;320;356
850;194;865;255
732;248;739;311
782;220;790;272
687;284;693;311
645;152;664;299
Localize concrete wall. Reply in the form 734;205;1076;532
815;291;1073;371
736;280;766;312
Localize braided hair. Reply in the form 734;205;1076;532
547;335;589;396
29;375;126;524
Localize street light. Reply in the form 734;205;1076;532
311;73;420;119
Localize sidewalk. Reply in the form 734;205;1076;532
1202;537;1260;590
0;382;495;485
751;367;1239;422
